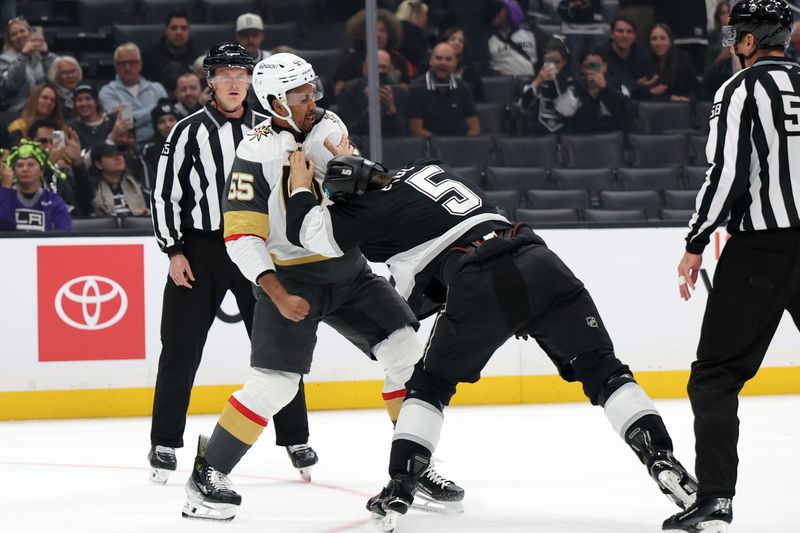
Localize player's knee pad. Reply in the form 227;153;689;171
372;326;423;395
232;368;301;421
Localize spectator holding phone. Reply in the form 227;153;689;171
518;39;576;133
336;50;408;136
99;42;168;144
7;82;65;144
0;17;57;112
27;118;90;216
563;47;636;133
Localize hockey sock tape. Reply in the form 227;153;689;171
392;398;444;454
603;382;660;438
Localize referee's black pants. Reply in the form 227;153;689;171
689;228;800;500
151;231;309;448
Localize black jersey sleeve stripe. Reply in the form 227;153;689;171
153;117;193;251
686;74;747;251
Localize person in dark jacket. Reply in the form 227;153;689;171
441;27;485;102
654;0;708;76
603;16;657;99
336;51;408;136
141;10;197;93
647;23;700;102
564;47;636;133
141;98;181;176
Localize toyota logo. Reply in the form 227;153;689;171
54;275;128;331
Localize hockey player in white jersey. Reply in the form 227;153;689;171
180;53;464;522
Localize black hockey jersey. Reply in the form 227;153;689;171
286;159;511;316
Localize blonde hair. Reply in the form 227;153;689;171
3;18;32;52
47;56;83;85
395;1;428;23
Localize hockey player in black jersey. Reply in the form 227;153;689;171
284;146;698;531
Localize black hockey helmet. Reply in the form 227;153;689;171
722;0;793;49
323;155;388;203
202;42;255;77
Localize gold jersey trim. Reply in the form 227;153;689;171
223;210;269;239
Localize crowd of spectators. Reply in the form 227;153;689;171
2;0;800;232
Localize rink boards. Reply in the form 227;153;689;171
0;227;798;420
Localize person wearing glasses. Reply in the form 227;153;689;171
0;16;57;112
149;43;314;490
99;42;168;144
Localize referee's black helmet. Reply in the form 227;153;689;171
724;0;793;49
203;42;255;76
323;155;388;203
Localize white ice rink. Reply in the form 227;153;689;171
2;395;798;533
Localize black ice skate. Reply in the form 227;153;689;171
413;464;465;514
368;454;429;532
147;444;176;485
286;444;318;482
663;497;732;532
626;425;698;509
182;435;241;521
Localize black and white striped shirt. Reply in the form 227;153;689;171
152;103;268;255
687;56;800;254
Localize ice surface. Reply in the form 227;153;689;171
1;396;797;532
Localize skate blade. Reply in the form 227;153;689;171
149;468;171;485
658;470;697;509
298;466;312;483
370;510;401;532
410;493;464;515
182;483;238;521
696;520;729;533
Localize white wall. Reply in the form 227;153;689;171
0;227;797;394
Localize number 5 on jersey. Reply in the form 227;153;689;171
228;172;255;201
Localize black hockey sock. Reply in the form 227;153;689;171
625;414;674;463
389;439;431;478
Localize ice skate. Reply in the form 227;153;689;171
663;497;732;532
367;454;429;532
147;445;176;485
286;444;318;482
182;435;241;521
626;424;697;509
412;463;465;515
647;449;698;509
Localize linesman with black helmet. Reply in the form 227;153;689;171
149;43;315;484
669;1;799;531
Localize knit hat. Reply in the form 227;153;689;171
73;84;98;99
150;98;181;130
90;143;126;164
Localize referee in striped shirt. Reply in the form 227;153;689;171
667;1;799;530
149;43;312;483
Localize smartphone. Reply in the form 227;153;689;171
51;130;66;150
119;103;134;125
30;26;45;42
